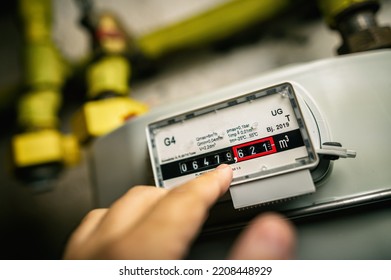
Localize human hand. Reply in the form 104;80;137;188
64;164;295;259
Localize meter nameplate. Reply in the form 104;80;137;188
147;83;318;206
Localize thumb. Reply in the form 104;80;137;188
228;213;296;260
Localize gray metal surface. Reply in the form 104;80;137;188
90;50;391;258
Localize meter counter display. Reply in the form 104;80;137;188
147;83;319;208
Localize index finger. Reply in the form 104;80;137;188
119;164;233;259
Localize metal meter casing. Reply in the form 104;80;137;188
89;51;391;234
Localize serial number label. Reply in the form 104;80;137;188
212;266;272;276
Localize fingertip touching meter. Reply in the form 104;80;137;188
146;83;319;209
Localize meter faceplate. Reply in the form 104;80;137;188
147;83;318;201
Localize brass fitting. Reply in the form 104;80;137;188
72;38;148;143
71;97;148;144
11;130;80;184
318;0;375;28
87;55;130;99
318;0;391;54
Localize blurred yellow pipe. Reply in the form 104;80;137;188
137;0;290;59
18;0;66;130
19;0;52;42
